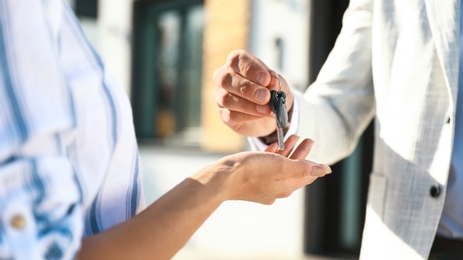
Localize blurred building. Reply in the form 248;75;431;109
67;0;309;153
68;0;374;259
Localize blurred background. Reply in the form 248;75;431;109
65;0;374;259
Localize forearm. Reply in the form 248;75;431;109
79;164;229;260
78;142;329;259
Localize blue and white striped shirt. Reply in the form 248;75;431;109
0;0;144;258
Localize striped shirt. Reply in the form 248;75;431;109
0;0;144;258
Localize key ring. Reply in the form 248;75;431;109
272;74;282;92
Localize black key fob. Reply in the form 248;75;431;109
270;90;288;129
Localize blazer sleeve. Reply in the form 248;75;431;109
296;0;376;165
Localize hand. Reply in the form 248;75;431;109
213;50;295;137
218;135;331;205
80;135;329;260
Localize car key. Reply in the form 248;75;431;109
269;76;288;150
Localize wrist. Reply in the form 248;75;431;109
192;160;234;203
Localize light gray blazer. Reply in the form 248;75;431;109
272;0;459;258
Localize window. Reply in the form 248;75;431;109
75;0;98;18
131;0;204;145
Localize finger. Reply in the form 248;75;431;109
272;172;319;199
289;138;315;159
276;135;300;157
218;107;268;125
214;87;271;116
226;50;272;86
271;156;310;180
311;165;329;177
268;73;282;91
265;142;279;153
268;70;280;79
320;164;332;174
214;67;272;106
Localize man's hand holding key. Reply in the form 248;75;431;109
213;50;294;139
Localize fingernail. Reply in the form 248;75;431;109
256;72;266;85
325;165;332;174
256;104;269;114
254;89;268;103
311;165;326;177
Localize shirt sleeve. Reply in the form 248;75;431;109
0;0;83;259
293;0;375;165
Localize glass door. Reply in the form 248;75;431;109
132;0;204;145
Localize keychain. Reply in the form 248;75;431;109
269;75;288;150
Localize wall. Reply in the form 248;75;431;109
200;0;251;153
97;0;133;96
249;0;311;92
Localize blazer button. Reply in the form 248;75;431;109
446;117;451;124
430;185;441;198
